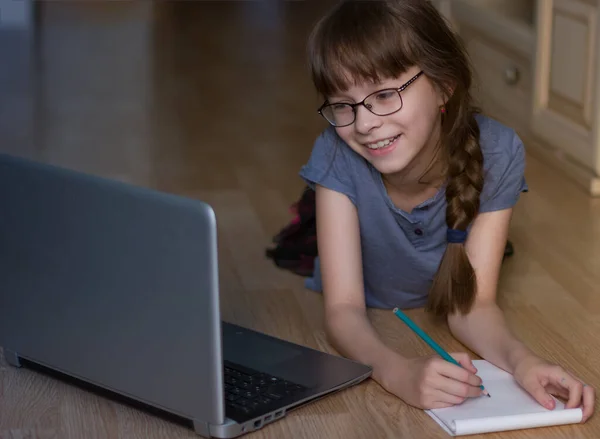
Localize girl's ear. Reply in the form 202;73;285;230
437;81;456;106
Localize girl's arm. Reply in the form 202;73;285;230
314;183;397;377
447;208;532;372
316;184;483;408
447;208;595;422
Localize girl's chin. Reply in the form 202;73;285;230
369;160;409;177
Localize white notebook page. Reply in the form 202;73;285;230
426;360;583;436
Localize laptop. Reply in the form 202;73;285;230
0;153;372;438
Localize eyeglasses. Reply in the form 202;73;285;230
317;71;424;127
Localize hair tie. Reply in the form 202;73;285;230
447;228;467;244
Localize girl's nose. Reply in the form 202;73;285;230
353;105;383;134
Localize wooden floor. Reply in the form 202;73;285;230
1;2;599;438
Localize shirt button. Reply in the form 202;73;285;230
414;228;423;236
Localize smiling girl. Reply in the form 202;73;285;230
292;0;595;421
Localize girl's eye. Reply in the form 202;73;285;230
375;91;396;100
332;104;352;112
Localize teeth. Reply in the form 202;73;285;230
366;136;398;149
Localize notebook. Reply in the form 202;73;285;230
425;360;583;436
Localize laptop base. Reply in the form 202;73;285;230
4;352;243;438
3;350;335;438
5;353;201;426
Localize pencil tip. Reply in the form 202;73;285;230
487;393;491;398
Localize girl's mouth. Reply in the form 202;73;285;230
364;135;400;156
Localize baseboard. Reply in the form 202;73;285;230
522;134;600;197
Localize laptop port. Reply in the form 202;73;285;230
275;411;283;418
265;415;272;422
254;420;262;429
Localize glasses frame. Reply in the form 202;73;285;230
317;70;424;127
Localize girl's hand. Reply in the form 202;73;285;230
513;354;595;422
379;352;484;409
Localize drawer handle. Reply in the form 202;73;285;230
504;66;520;85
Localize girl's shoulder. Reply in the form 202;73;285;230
474;113;528;212
475;113;523;156
299;126;363;205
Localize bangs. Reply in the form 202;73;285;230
308;2;420;97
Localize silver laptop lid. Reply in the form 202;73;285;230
0;153;225;425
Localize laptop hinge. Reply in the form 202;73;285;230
192;420;211;437
3;349;22;367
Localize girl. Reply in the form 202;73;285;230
293;0;594;421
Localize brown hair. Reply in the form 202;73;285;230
308;0;484;319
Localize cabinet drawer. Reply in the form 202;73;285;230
458;24;531;132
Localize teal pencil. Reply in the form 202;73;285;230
392;307;490;397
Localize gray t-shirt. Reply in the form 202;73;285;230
298;113;528;309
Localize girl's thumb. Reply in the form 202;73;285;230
526;381;555;410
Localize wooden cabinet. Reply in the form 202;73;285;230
435;0;600;196
458;22;533;136
531;0;600;194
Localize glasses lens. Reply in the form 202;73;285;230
364;90;402;116
321;104;354;126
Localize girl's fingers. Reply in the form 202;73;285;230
436;359;482;388
432;388;469;405
582;384;596;422
546;384;569;402
450;352;478;374
549;369;596;422
435;375;483;399
522;377;555;410
551;371;584;410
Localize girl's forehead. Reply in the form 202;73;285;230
327;73;412;99
328;82;383;99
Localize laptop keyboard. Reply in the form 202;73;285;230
223;360;308;420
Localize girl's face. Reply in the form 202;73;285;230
327;67;445;182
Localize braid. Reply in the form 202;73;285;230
446;118;484;230
426;113;484;319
